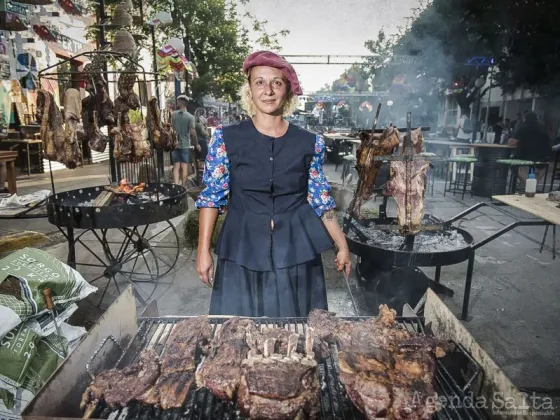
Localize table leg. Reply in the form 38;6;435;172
26;143;31;177
434;266;441;283
6;161;16;194
469;147;475;182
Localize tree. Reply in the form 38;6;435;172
364;0;496;117
86;0;288;103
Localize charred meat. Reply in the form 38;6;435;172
237;329;320;419
385;160;430;234
196;317;258;401
308;306;446;420
80;349;160;418
139;316;212;409
351;127;401;217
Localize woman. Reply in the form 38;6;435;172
195;51;351;317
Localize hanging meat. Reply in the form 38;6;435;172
349;127;401;217
82;56;115;127
88;111;109;153
148;97;177;151
385;128;430;234
37;89;81;169
114;61;141;126
112;113;133;162
63;88;83;159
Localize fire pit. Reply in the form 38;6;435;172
47;183;188;306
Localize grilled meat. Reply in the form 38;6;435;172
238;330;320;419
253;327;330;360
149;97;177;151
80;349;160;418
385;160;430;234
139;316;212;409
308;306;446;420
351;127;401;217
196;317;258;401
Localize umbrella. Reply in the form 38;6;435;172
16;53;38;90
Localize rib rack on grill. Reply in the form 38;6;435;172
237;329;320;420
139;316;212;409
80;349;160;418
308;306;447;420
196;317;258;401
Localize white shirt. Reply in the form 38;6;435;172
457;116;471;141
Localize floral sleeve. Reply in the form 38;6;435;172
195;126;230;213
307;134;336;217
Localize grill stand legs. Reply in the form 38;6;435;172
67;227;76;269
461;252;475;321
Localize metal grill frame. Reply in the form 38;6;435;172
85;316;490;420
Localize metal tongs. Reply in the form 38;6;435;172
42;287;67;357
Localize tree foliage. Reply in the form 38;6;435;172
86;0;288;103
364;0;560;116
330;64;370;93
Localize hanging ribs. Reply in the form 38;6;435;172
195;317;259;401
308;306;447;420
138;316;212;409
385;160;430;234
350;127;400;217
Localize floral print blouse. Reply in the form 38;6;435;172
195;126;336;217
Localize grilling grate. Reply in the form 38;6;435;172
85;316;490;420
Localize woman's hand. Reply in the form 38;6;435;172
335;247;351;278
196;249;214;287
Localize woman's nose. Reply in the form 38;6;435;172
263;82;274;95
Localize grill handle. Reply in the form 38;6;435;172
85;335;123;380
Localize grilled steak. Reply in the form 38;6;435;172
308;306;446;420
196;317;258;401
237;330;320;419
80;349;160;418
139;316;212;409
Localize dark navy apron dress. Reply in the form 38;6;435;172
209;121;333;317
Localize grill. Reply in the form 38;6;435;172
83;316;488;420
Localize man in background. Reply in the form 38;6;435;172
171;95;198;187
456;112;473;142
509;112;552;183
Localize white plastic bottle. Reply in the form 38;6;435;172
525;170;537;198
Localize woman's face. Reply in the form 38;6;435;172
249;66;289;116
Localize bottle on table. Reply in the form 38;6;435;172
525;169;537;198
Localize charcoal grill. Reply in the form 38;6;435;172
47;183;188;307
21;288;517;420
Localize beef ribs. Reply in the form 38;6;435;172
385;160;430;234
138;316;212;409
237;329;320;419
351;127;401;217
196;317;258;401
80;349;160;418
309;306;446;420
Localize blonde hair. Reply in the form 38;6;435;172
239;82;300;117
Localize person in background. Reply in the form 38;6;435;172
171;95;199;187
207;112;218;127
456;112;472;141
509;111;552;183
503;118;512;141
0;162;7;193
493;119;504;144
195;114;209;161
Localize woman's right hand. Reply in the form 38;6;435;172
196;249;214;287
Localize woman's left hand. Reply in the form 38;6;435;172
335;247;351;278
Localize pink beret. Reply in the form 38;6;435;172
242;51;303;96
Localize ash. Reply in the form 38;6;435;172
347;224;469;253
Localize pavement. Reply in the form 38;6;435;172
1;161;559;403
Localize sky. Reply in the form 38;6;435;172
242;0;422;92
